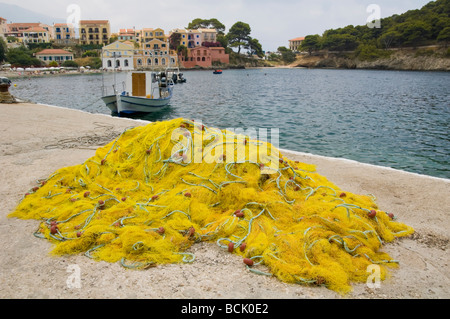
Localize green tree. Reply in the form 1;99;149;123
177;45;188;59
398;21;432;47
5;46;42;67
187;18;226;34
299;34;322;55
245;37;264;58
378;30;402;49
0;37;6;62
82;50;99;57
277;46;296;63
437;26;450;47
62;60;79;68
322;34;359;51
109;35;118;43
169;32;182;50
88;57;102;69
216;34;230;52
48;61;58;67
227;21;251;54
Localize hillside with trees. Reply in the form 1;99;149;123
295;0;450;71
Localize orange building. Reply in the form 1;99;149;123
179;46;229;68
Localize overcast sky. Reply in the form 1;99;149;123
3;0;433;51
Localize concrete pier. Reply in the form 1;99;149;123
0;102;449;299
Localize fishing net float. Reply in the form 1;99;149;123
9;118;414;294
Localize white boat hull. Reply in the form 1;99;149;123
101;95;118;113
116;89;172;113
101;70;174;114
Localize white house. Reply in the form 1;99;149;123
101;40;134;70
35;49;74;65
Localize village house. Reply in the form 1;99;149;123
0;17;8;39
54;23;76;45
289;37;305;52
6;22;53;43
79;20;110;45
35;49;74;65
22;26;50;44
169;28;218;49
101;40;134;70
179;46;229;68
135;28;166;48
134;38;178;70
118;29;136;42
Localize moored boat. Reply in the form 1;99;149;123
101;70;174;114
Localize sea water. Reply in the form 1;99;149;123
9;68;450;179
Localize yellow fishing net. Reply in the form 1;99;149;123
9;118;414;294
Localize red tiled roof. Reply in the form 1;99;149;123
36;49;73;55
289;37;305;42
80;20;109;25
24;27;47;33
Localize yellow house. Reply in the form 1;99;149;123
0;17;7;39
170;28;217;48
134;38;178;70
54;23;76;44
22;26;50;44
135;28;166;48
102;40;134;70
79;20;110;45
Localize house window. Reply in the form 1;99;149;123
124;60;129;67
202;57;205;61
154;58;158;65
107;60;112;67
137;59;142;66
162;58;165;65
147;58;151;65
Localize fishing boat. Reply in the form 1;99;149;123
166;67;186;83
213;69;223;74
101;70;174;114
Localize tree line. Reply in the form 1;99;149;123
299;0;450;57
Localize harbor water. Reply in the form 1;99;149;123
9;68;450;179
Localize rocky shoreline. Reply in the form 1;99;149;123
292;48;450;72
